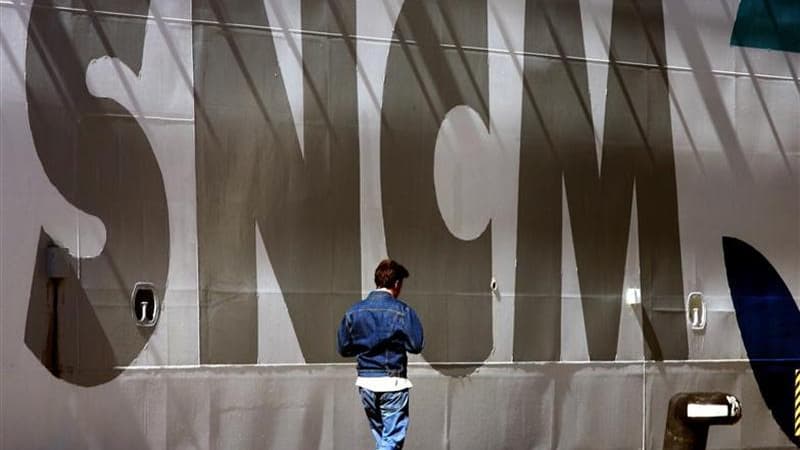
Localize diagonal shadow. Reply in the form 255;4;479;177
669;0;754;183
723;0;796;178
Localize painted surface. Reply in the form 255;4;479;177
723;237;800;447
731;0;800;53
1;0;799;448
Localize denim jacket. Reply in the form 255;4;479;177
337;290;424;378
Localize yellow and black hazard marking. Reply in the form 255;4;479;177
795;369;800;437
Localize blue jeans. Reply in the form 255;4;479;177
358;388;410;450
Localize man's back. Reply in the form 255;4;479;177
338;290;424;377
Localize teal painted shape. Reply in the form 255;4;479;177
731;0;800;52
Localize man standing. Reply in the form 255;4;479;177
337;259;424;450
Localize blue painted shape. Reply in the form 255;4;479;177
722;236;800;446
730;0;800;53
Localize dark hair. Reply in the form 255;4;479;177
374;259;409;289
